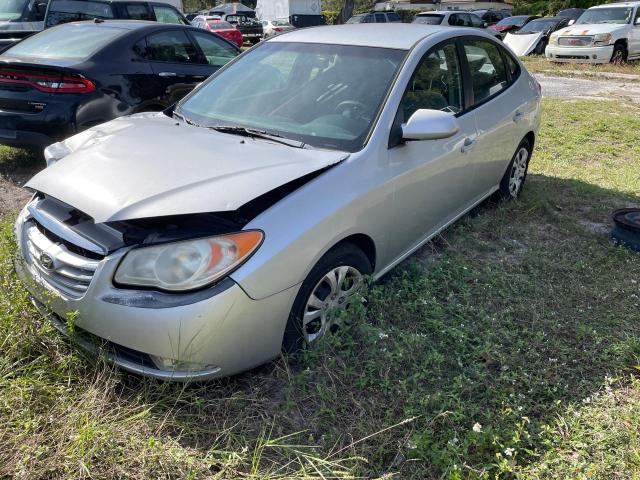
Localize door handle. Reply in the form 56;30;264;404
158;71;177;77
461;137;476;154
513;110;525;123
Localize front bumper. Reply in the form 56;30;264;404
14;216;299;381
545;44;614;64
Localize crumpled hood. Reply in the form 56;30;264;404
27;113;349;223
554;23;628;36
504;32;544;56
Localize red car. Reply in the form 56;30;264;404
192;16;244;48
490;15;540;35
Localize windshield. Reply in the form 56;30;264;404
346;14;366;24
413;14;443;25
497;16;529;27
178;42;406;152
576;7;633;25
0;0;27;21
518;19;558;33
5;23;125;59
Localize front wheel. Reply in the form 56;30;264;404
282;243;371;354
498;139;531;200
611;43;628;64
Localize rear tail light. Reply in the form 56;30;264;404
0;70;95;94
273;27;283;32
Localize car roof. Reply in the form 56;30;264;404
591;1;640;7
270;24;452;49
54;19;187;32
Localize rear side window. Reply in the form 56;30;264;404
146;30;199;63
463;39;508;105
6;23;124;59
190;30;236;66
152;5;184;24
45;0;114;27
502;47;520;79
374;13;385;23
123;3;152;20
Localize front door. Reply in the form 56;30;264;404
630;7;640;58
388;40;480;255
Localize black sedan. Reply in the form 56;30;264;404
0;20;239;151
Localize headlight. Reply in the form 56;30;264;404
114;231;263;292
593;33;612;46
549;33;559;46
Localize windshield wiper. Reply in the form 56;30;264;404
173;111;203;127
210;125;306;149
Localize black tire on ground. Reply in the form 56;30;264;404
498;138;532;200
282;243;372;355
612;225;640;252
611;43;628;64
611;208;640;252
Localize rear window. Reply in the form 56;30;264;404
5;24;125;60
45;0;114;27
207;20;233;29
413;14;443;25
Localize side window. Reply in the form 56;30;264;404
400;41;463;121
387;12;400;22
461;14;472;27
123;3;152;20
146;30;199;63
502;47;520;79
152;5;184;24
463;39;508;105
191;31;237;66
132;39;147;58
375;13;386;23
635;7;640;24
448;14;458;26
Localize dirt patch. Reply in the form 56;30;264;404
0;149;42;220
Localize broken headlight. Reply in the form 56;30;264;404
593;33;612;46
114;231;263;292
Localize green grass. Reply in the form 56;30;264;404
1;98;639;479
522;56;640;79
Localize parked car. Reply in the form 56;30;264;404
504;17;570;56
15;24;541;380
44;0;189;28
471;8;510;26
0;20;238;150
212;12;262;43
489;15;540;38
345;11;401;23
555;8;586;25
546;2;640;64
261;18;294;38
192;15;243;47
0;0;46;51
413;11;488;30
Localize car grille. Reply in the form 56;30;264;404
21;220;100;299
558;36;593;47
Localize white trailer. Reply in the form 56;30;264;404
255;0;323;26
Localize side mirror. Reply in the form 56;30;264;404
483;21;489;28
402;109;460;141
635;17;640;25
567;19;575;25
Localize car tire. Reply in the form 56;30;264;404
498;139;531;200
611;43;628;64
282;243;372;355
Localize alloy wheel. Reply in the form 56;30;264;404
509;147;529;197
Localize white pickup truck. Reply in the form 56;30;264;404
546;1;640;63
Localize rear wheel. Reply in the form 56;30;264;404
498;139;531;200
282;243;371;354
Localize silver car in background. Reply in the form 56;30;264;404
15;24;541;380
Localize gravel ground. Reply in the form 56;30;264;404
537;73;640;103
1;73;638;221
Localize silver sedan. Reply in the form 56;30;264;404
15;24;541;380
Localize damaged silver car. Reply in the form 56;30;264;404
15;24;541;380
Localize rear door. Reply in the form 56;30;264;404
144;28;211;104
